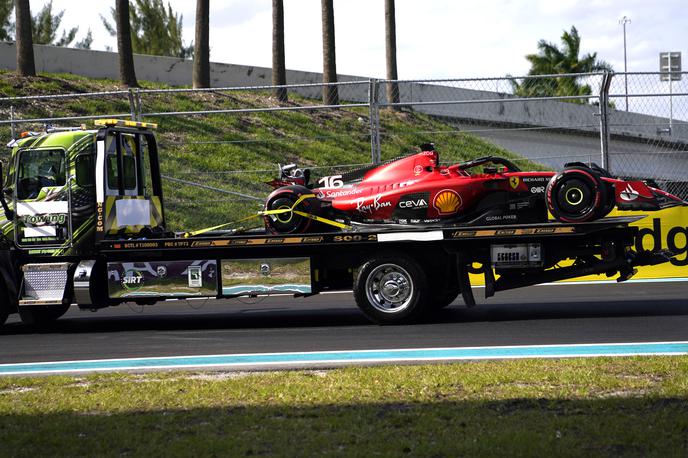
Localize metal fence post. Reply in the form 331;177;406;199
368;79;381;163
598;72;613;172
10;105;15;140
127;88;142;121
134;89;143;121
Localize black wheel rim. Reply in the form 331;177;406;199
556;178;595;216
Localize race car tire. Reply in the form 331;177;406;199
354;254;429;324
546;166;609;222
264;186;315;234
18;303;70;326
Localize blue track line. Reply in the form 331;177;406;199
1;341;687;375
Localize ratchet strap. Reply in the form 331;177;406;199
183;193;351;237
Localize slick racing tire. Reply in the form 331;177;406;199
546;166;610;223
264;187;316;234
18;303;70;326
353;254;429;324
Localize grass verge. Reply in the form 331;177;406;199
1;356;687;456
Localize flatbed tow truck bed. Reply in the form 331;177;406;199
99;217;642;253
53;215;666;324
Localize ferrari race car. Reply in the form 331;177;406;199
263;144;685;234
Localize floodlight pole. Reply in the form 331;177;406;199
619;16;631;111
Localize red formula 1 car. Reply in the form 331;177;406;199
263;144;685;234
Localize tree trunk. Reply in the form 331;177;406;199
385;0;400;108
14;0;35;77
193;0;210;88
272;0;287;102
116;0;138;87
321;0;338;105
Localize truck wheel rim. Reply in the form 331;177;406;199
365;264;414;313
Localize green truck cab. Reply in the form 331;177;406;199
0;119;165;324
2;119;165;255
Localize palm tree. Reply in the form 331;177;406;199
193;0;210;88
513;26;612;100
14;0;35;77
116;0;138;87
272;0;287;102
321;0;338;105
385;0;399;108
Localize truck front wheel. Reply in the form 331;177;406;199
0;283;10;326
18;304;70;325
354;255;429;324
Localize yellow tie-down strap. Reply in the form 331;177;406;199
184;193;351;238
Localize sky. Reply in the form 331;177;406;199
34;0;686;80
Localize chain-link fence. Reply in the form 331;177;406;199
606;72;688;198
377;73;608;171
1;72;686;230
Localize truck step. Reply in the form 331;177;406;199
20;263;71;305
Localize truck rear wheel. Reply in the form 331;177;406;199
353;255;429;324
18;304;70;325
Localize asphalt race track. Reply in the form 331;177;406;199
0;281;687;366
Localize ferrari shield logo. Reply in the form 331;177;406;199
509;176;520;189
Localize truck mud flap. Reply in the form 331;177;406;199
456;254;476;307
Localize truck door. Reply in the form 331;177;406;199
95;123;165;239
13;146;71;249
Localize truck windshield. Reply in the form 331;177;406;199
16;149;66;200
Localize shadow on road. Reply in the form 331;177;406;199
2;297;688;336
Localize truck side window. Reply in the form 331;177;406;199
106;133;137;194
75;154;95;187
140;136;154;198
16;148;65;200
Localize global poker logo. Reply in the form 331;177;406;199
121;269;144;291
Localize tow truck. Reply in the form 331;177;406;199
0;120;675;326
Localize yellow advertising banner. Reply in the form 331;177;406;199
469;206;688;285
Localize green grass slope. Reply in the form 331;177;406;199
0;72;542;230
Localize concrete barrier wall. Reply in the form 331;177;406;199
0;42;365;88
1;43;685;140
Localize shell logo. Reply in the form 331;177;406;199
433;189;462;215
